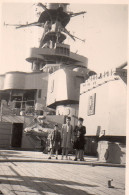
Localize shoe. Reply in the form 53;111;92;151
48;157;51;159
56;157;58;160
74;158;77;161
80;158;85;161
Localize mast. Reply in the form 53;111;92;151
26;3;87;72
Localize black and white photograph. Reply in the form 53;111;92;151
0;0;128;194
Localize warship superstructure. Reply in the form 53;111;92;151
0;3;91;118
0;3;92;150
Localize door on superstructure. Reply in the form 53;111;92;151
11;123;23;148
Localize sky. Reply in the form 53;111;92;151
0;1;128;74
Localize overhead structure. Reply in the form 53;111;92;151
4;3;87;72
24;3;87;72
4;3;86;42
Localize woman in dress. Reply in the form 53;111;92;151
73;117;86;161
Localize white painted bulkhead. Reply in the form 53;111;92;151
79;77;126;136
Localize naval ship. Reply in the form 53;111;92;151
0;3;127;164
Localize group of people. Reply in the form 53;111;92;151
48;116;86;161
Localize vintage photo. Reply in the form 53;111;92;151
0;1;127;194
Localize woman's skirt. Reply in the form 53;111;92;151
73;137;85;150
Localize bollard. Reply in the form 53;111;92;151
108;179;113;188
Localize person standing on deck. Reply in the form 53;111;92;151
48;124;61;160
73;117;86;161
61;116;73;160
